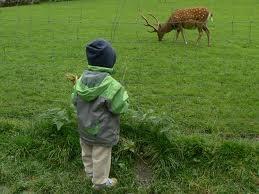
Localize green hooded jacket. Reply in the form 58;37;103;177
72;66;129;146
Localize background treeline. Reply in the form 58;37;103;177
0;0;73;7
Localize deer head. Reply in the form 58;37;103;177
141;14;166;41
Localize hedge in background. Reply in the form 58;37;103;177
0;0;71;7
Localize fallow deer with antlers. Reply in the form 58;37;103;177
141;7;213;46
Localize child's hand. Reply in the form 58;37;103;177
66;73;78;85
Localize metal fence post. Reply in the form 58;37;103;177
248;21;252;44
234;16;236;35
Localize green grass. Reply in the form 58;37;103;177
0;0;259;193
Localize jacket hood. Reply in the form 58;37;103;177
73;68;113;102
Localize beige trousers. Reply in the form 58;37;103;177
80;138;112;185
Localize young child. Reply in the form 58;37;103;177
71;39;129;190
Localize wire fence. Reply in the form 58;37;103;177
1;18;258;87
1;20;257;48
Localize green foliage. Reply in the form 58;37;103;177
38;107;73;131
117;137;135;155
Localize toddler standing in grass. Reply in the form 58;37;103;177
71;39;129;190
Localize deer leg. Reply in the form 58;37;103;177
180;29;187;45
202;26;210;47
175;29;180;41
196;28;203;45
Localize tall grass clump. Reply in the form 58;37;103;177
1;107;258;193
28;107;80;167
121;109;259;192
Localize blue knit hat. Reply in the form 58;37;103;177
86;39;116;68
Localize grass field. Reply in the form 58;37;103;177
0;0;258;193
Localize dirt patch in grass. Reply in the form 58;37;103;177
135;157;153;187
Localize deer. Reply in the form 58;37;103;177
141;7;213;46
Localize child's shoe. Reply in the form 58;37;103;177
93;178;118;190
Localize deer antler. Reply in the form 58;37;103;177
141;14;158;32
148;13;160;25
